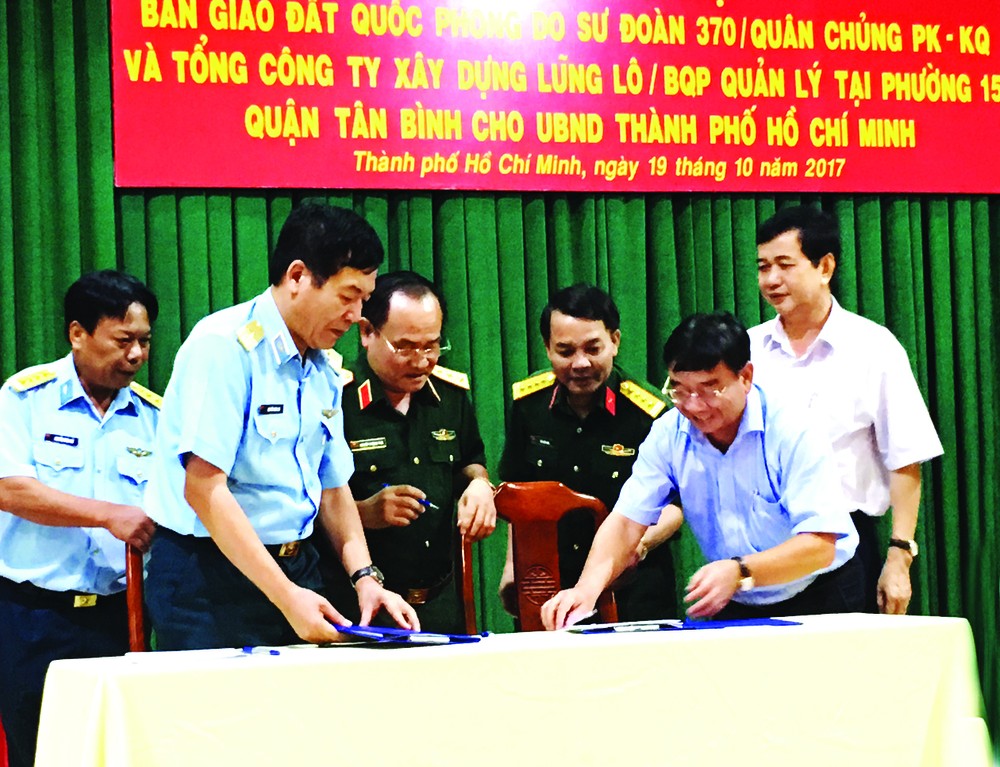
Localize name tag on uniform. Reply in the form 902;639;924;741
44;433;79;447
601;443;636;457
529;435;553;448
257;404;284;415
349;437;387;452
431;429;456;441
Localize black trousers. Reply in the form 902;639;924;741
146;527;324;650
715;553;865;620
0;578;127;767
850;510;882;613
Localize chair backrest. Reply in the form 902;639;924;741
126;544;146;652
494;481;618;631
455;532;478;635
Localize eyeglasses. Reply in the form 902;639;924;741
662;380;733;406
379;333;451;362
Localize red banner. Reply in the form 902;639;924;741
111;0;1000;192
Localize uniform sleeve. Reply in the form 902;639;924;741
874;334;944;470
0;384;38;480
611;417;678;527
169;332;250;476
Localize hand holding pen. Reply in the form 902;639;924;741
356;483;439;529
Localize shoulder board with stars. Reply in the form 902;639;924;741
511;370;556;400
619;380;667;419
129;382;162;409
322;349;354;385
8;366;57;393
236;320;264;351
430;365;469;390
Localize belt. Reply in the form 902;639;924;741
393;571;453;606
264;541;303;558
0;576;123;610
157;527;303;559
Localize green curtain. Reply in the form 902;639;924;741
2;1;998;748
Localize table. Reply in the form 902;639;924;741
35;614;992;767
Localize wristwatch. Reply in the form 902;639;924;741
888;538;919;558
350;564;385;588
731;556;755;591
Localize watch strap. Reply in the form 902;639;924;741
350;564;384;587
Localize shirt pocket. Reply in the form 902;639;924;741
524;436;560;475
117;447;153;487
428;433;459;466
251;405;298;445
33;440;85;481
745;492;791;552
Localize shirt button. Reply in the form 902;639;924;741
270;431;277;438
573;465;580;473
413;457;420;465
425;540;430;548
576;427;583;434
612;471;619;479
369;465;377;472
536;459;543;467
573;544;580;551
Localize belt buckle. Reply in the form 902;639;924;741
277;541;300;558
405;588;430;605
73;594;98;608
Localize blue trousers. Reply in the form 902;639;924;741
0;578;127;767
146;527;324;650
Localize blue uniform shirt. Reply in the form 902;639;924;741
614;384;858;605
144;288;354;543
0;354;159;594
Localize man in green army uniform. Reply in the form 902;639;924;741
323;271;496;632
499;285;681;620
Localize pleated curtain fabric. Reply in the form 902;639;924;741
1;1;997;750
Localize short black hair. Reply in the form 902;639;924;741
269;203;384;286
662;312;750;375
540;285;620;343
362;270;444;330
64;271;158;337
756;205;841;266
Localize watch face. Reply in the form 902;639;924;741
739;576;755;592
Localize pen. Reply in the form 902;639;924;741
242;646;280;656
382;483;440;509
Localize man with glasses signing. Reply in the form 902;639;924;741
542;312;863;630
322;271;495;632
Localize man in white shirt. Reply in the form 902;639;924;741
750;205;943;614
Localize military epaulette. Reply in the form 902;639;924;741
8;366;57;393
430;365;469;390
620;379;668;419
236;320;264;351
129;382;162;409
511;370;556;400
322;349;355;385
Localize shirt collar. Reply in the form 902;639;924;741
677;383;765;448
353;355;441;410
550;367;622;417
764;296;844;359
56;354;139;416
254;288;315;370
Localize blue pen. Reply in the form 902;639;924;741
382;483;440;509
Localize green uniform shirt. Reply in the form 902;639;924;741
499;365;677;620
342;356;486;590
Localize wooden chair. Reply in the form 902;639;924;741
456;532;478;635
494;481;618;632
126;544;147;652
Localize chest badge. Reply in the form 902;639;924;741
431;428;456;441
349;437;388;452
126;447;152;458
601;443;635;457
321;408;336;419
